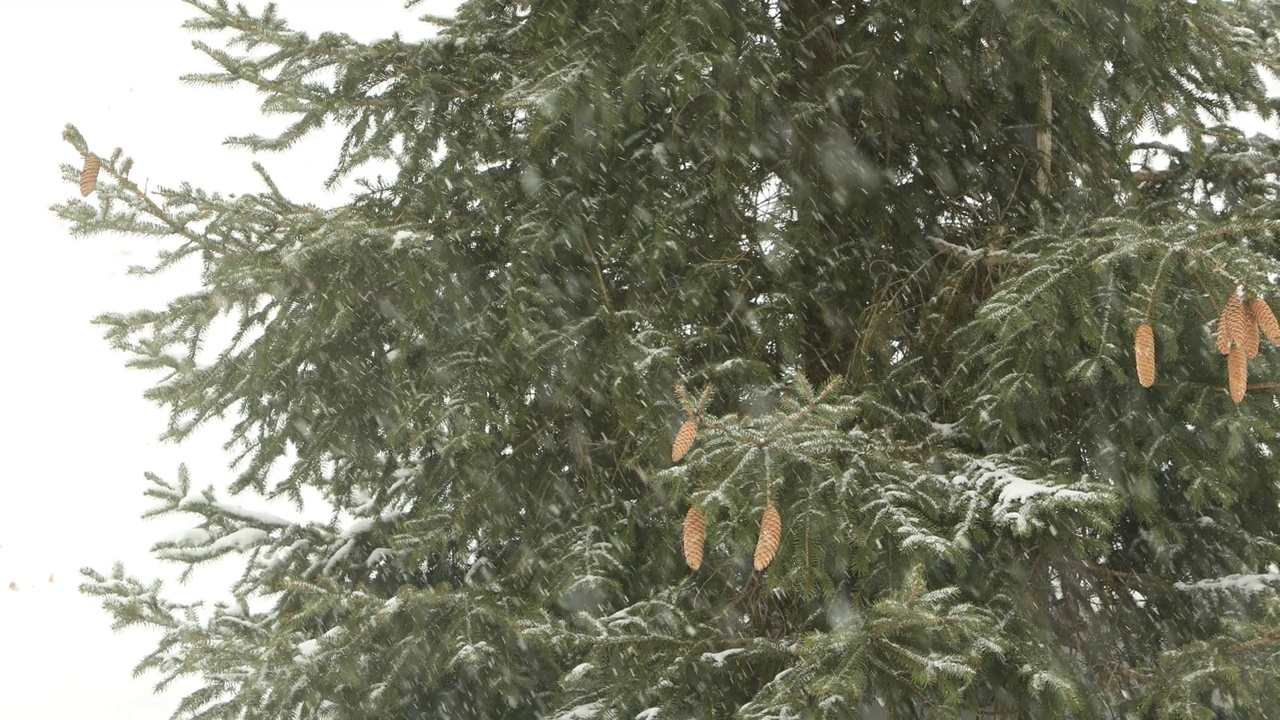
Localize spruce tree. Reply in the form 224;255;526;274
57;0;1280;717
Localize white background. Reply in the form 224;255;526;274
1;2;455;717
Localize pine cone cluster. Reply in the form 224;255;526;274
664;381;841;573
1137;292;1280;403
679;502;784;573
1215;293;1280;403
671;419;784;572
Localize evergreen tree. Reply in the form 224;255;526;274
56;0;1280;716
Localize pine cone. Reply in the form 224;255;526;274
79;153;100;197
1228;344;1248;404
753;504;782;571
682;506;706;571
1218;294;1249;355
1251;297;1280;345
1243;304;1261;359
1135;322;1156;388
671;420;697;463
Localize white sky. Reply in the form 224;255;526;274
0;2;456;717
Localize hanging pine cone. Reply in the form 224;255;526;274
1228;344;1248;404
79;153;100;197
671;419;697;463
1251;297;1280;345
1243;304;1261;359
682;506;706;571
1218;294;1249;355
1135;322;1156;388
753;504;782;571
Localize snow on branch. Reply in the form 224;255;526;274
1174;572;1280;593
930;236;1036;267
178;496;295;529
964;457;1115;536
143;467;296;529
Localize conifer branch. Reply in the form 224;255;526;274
1144;247;1179;320
111;168;244;257
760;376;842;447
1037;69;1054;194
581;232;615;315
62;133;249;257
929;236;1035;267
1131;168;1184;184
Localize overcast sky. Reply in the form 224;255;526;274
1;2;455;717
